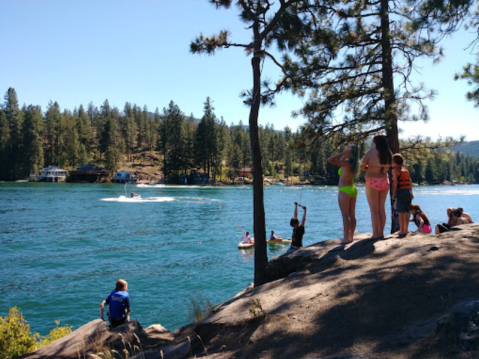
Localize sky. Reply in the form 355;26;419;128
0;0;478;141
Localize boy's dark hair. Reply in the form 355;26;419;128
393;153;404;166
290;218;299;227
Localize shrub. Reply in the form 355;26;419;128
189;297;213;322
0;308;72;359
249;298;266;318
0;307;38;359
37;319;72;347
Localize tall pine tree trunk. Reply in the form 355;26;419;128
380;0;400;234
250;18;268;287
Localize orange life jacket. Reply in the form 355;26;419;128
397;168;412;190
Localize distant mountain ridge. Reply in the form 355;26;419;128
452;140;479;158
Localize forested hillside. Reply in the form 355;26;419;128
452;141;479;158
0;87;478;184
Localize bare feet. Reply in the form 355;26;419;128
340;238;354;244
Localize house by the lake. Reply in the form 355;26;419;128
179;169;209;185
239;167;253;177
30;166;68;182
69;163;107;183
113;170;138;184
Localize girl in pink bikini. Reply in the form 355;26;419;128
409;204;432;234
360;135;392;239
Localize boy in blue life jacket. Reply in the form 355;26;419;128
100;279;131;328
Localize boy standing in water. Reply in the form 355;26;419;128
287;202;307;253
100;279;131;328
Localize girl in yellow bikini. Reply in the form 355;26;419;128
327;145;359;244
360;135;393;239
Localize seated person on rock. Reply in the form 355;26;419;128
457;207;473;223
100;279;131;328
435;208;470;234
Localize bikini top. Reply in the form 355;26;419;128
367;163;391;174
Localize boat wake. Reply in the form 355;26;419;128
418;188;479;196
101;196;175;203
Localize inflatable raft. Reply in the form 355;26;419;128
238;241;254;249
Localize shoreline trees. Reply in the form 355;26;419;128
0;87;477;185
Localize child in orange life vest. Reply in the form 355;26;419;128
391;153;414;236
410;204;432;234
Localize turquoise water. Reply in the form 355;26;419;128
1;183;478;335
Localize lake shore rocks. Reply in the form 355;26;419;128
21;223;479;359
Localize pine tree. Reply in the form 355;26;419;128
191;1;308;286
76;105;92;154
195;97;219;180
66;114;82;168
22;105;44;176
45;101;61;166
103;117;120;172
161;101;186;179
0;110;10;180
3;88;24;179
182;115;197;175
99;99;112;157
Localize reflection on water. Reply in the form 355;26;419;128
238;249;254;260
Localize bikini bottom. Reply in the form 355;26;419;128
366;177;390;192
421;224;432;234
338;184;358;198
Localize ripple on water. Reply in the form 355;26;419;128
1;183;478;335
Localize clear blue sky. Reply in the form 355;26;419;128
1;0;478;140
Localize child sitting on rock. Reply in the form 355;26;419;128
410;204;432;234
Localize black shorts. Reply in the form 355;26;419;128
436;223;450;233
109;316;127;328
395;189;412;213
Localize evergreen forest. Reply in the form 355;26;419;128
0;87;478;185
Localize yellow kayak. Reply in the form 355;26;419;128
266;239;291;244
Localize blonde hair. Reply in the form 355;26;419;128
115;279;127;291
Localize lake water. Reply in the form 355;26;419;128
1;182;478;335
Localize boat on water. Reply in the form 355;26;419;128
238;237;254;249
266;238;292;244
238;238;290;248
130;191;141;199
238;242;254;249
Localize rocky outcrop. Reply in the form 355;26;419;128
22;223;479;359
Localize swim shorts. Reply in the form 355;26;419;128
395;189;412;213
